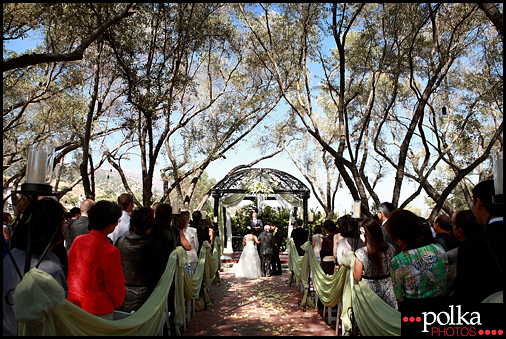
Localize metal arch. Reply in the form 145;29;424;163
211;168;310;199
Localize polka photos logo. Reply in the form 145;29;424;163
402;304;504;337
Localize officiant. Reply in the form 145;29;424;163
249;212;263;255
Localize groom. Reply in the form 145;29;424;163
258;225;275;277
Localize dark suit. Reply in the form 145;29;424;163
271;228;284;275
258;230;275;277
69;216;90;247
290;226;308;257
453;219;504;304
434;233;460;252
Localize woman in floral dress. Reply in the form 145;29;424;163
353;218;398;310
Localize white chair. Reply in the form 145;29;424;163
323;303;339;325
335;302;344;336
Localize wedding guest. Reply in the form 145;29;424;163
336;215;363;266
312;224;323;263
433;215;459;251
4;198;68;336
149;203;176;266
271;223;284;275
386;209;448;311
206;216;215;250
445;210;481;299
453;179;503;304
3;212;13;247
67;200;125;320
182;211;199;276
290;218;308;257
377;202;400;255
69;199;95;246
320;220;337;275
108;193;134;245
116;207;164;313
64;207;80;253
353;218;398;310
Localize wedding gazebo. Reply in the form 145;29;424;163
210;168;310;254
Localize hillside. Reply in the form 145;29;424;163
57;168;164;208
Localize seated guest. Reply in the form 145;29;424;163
335;215;363;266
386;209;448;312
433;215;459;251
116;207;164;313
4;198;68;336
353;218;398;310
320;220;337;275
67;200;125;320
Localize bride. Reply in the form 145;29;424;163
235;226;263;278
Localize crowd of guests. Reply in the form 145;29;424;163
307;179;503;312
3;193;215;335
3;178;503;334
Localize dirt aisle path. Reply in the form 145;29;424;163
183;271;337;336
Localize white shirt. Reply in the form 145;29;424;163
108;210;130;245
184;226;199;263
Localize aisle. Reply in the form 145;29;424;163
183;271;337;336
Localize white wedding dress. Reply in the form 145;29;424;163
235;240;263;278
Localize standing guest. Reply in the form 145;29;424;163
3;198;68;336
3;212;13;247
192;211;211;257
149;203;177;266
270;223;284;275
116;207;164;313
453;180;503;304
333;221;344;264
69;199;95;246
290;218;308;257
108;193;134;245
67;200;125;320
353;218;398;310
258;225;275;277
433;215;459;251
64;207;81;253
386;209;448;312
376;202;400;255
446;210;481;299
206;215;215;250
336;215;364;266
320;220;337;275
182;211;199;276
312;224;324;263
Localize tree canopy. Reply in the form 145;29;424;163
3;3;502;221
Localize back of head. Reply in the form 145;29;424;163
88;200;122;231
314;224;322;234
419;216;435;243
385;209;422;245
192;211;202;224
435;215;452;232
117;193;134;211
130;207;155;235
153;203;172;229
80;199;95;214
377;202;396;219
69;207;81;218
10;198;65;254
338;215;355;237
296;218;303;227
323;219;336;234
455;210;482;239
472;179;502;217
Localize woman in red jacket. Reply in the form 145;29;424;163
67;200;125;320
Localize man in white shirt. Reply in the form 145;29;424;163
108;193;134;245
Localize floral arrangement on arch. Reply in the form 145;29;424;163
246;182;274;195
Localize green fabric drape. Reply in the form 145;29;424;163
14;241;220;336
288;239;402;336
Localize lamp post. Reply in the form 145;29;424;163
19;144;56;274
492;153;503;205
